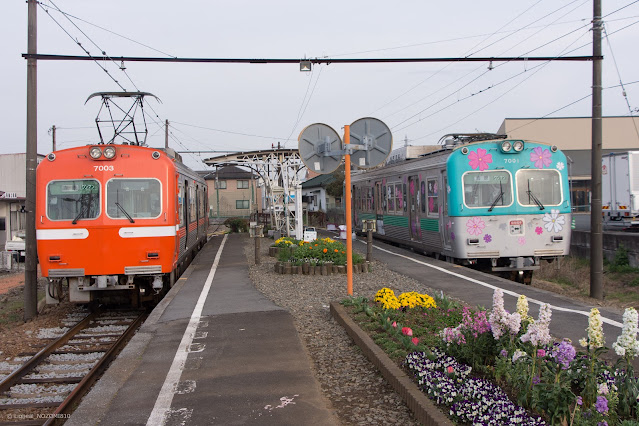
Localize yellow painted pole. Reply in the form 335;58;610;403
344;125;353;296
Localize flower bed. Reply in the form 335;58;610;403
270;236;367;274
340;287;639;425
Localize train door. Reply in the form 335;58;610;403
183;179;189;251
441;173;452;251
408;175;420;241
195;184;200;241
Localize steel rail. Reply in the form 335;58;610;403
0;312;96;395
44;312;146;425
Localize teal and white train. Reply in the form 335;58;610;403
351;134;572;284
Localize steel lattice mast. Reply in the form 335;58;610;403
203;149;306;238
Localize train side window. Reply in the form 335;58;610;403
387;184;395;212
46;179;100;221
427;179;439;217
395;184;403;213
106;178;162;219
516;169;562;207
462;171;513;209
420;181;426;213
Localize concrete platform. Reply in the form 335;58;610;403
68;233;337;426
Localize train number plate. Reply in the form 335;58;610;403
509;220;524;234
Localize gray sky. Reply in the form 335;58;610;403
2;0;638;170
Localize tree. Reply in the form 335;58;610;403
325;164;345;198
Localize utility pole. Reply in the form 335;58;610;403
590;0;603;300
165;119;169;149
24;0;38;320
49;125;56;151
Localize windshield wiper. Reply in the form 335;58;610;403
526;180;545;210
115;202;135;223
72;208;85;225
488;181;504;212
72;194;89;224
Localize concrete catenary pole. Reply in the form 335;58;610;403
165;119;169;149
24;0;38;320
50;125;56;152
590;0;603;300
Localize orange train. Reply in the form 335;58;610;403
36;144;209;305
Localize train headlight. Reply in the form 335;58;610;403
89;147;102;159
513;140;524;152
152;151;161;160
103;146;116;159
500;141;512;152
550;145;558;152
47;153;56;161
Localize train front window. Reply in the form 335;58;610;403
47;180;100;221
516;169;562;208
462;171;513;209
106;178;161;219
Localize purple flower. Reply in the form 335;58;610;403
532;376;540;385
537;349;546;357
553;340;576;369
530;146;552;169
576;396;582;406
500;349;508;357
483;234;492;243
595;396;608;414
598;422;608;426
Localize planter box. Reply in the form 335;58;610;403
274;261;370;275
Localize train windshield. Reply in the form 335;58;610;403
46;180;100;221
462;171;513;209
106;178;161;219
516;169;562;207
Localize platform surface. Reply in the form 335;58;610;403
68;233;338;426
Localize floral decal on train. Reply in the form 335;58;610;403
468;148;492;171
556;161;565;171
543;209;566;233
535;226;544;235
530;146;552;169
466;217;486;235
483;234;492;243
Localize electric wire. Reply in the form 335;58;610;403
603;23;639;141
374;0;588;120
284;65;324;148
38;1;126;91
38;2;177;58
402;28;593;139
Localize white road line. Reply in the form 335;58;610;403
358;239;623;329
147;234;228;426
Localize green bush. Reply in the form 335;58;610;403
223;217;249;233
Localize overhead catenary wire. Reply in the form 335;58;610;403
603;23;639;141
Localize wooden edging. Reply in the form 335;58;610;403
330;302;454;426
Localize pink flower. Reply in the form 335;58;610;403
466;217;485;236
530;146;552;169
392;321;397;328
535;226;543;235
401;327;413;336
412;337;419;345
537;349;546;357
447;366;454;374
468;148;492;171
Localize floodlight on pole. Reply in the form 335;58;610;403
300;60;312;72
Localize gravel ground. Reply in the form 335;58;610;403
245;237;439;426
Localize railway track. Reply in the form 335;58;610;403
0;310;145;425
